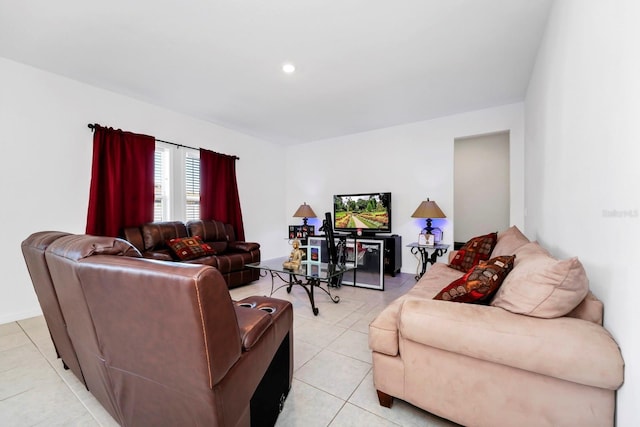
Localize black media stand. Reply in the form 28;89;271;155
360;234;402;277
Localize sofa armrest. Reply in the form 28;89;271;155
369;297;407;356
228;241;260;252
234;306;272;351
398;298;624;390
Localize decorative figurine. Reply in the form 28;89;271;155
283;239;305;269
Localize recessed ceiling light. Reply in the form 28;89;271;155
282;63;295;74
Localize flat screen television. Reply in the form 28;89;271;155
333;192;391;234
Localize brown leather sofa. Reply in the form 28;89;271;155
21;232;293;427
123;219;260;288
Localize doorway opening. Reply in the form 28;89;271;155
454;131;510;248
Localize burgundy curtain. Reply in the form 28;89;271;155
86;125;155;237
200;149;245;241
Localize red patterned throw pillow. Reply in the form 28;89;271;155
449;232;498;272
166;236;216;261
435;255;515;303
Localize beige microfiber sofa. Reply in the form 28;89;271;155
369;226;624;427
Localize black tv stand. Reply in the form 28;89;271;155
353;234;402;277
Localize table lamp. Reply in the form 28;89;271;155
293;202;317;226
411;198;446;240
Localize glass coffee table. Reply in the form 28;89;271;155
247;257;354;316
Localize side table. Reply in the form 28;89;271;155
407;243;450;280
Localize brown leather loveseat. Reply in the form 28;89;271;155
22;232;292;427
123;219;260;288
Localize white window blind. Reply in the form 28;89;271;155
185;151;200;221
154;147;170;221
154;143;199;222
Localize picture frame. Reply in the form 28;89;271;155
307;245;321;263
418;233;435;246
288;224;315;239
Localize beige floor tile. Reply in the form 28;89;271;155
56;365;93;400
294;318;346;348
275;379;345;427
327;329;371;364
0;352;61;400
329;403;400;427
229;280;271;300
294;349;371;401
349;317;374;335
293;339;323;372
22;325;59;362
0;321;22;337
81;395;120;427
17;315;48;332
309;297;366;325
0;339;43;373
0;329;31;354
0;374;95;427
334;309;364;329
82;396;120;427
33;411;100;427
348;371;458;427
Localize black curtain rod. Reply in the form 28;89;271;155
87;123;240;160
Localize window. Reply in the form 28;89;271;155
185;151;200;221
154;147;170;221
154;143;200;222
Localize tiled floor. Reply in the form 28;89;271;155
0;273;457;426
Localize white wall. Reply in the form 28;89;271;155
285;103;525;275
525;1;640;425
0;57;286;324
454;131;510;242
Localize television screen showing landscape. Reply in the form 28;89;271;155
333;193;391;232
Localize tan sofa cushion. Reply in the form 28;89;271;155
490;225;530;257
369;263;463;356
511;240;550;259
567;291;604;325
491;243;589;318
399;298;624;390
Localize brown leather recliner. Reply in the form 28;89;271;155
21;231;84;386
23;232;293;427
45;234;143;423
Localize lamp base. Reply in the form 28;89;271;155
421;219;443;243
421;227;443;243
423;218;433;235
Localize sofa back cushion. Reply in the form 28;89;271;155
141;222;188;251
490;225;530;258
187;220;229;253
225;223;236;242
187;220;228;242
566;291;604;325
491;242;589;318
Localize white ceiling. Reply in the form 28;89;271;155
0;0;553;145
